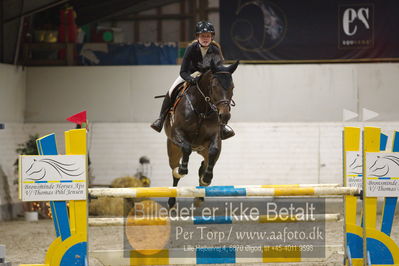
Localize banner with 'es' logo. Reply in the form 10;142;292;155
220;0;399;62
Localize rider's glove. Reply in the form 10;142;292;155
188;76;199;84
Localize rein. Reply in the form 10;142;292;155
192;71;235;117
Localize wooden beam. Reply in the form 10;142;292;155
199;0;208;21
0;0;3;62
134;20;140;42
14;0;25;65
110;14;192;21
206;7;218;13
157;7;162;42
188;0;196;39
66;43;75;65
180;0;186;41
4;0;69;24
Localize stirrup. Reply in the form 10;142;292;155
221;125;235;140
150;118;163;132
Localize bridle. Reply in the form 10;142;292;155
194;71;235;115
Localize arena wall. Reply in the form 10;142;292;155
24;63;399;123
1;63;399;219
0;63;26;220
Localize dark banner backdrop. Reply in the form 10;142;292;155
220;0;399;62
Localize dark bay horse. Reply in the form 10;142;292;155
164;60;239;208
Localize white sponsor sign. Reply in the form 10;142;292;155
20;155;87;201
365;152;399;197
345;151;363;189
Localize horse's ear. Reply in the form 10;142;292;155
227;60;239;73
210;60;218;73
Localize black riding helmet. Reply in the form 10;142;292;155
195;21;215;35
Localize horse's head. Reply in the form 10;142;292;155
208;60;239;125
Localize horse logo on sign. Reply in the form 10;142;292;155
25;158;84;181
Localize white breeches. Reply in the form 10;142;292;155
167;71;202;97
168;76;184;96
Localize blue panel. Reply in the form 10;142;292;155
60;180;73;183
381;197;397;236
368;238;394;264
380;133;388;151
381;131;399;236
50;201;60;237
37;134;58;155
77;43;178;66
347;233;363;258
194;216;233;224
196;248;236;264
52;201;71;241
60;242;88;266
393;132;399;151
37;134;71;241
201;186;246;197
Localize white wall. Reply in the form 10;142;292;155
3;62;399;219
0;64;26;122
0;64;26;220
25;63;399;123
20;122;399;188
21;63;399;188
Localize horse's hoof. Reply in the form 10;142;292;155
199;176;210;186
194;197;204;207
173;167;185;179
168;198;176;210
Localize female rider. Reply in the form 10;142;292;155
150;21;235;140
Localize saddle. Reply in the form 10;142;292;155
170;82;190;113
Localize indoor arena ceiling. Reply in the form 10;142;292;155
4;0;181;26
2;0;182;63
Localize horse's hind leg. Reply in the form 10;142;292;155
167;139;182;209
194;160;207;207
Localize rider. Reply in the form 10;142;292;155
150;21;235;140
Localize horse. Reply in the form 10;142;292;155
164;60;239;209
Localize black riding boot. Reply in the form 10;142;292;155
151;94;172;132
221;124;235;140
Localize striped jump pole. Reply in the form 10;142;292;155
245;183;340;187
89;186;360;198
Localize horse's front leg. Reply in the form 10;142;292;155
200;137;221;186
172;129;192;178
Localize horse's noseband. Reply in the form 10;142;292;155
214;99;234;110
190;71;235;120
198;71;235;110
